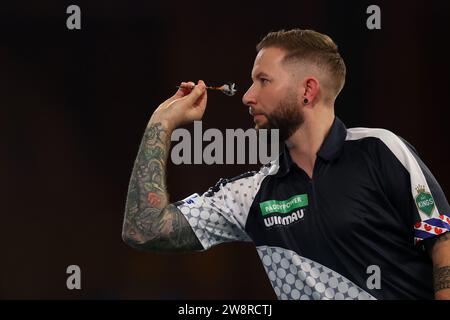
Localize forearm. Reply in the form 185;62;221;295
434;266;450;299
122;118;174;245
122;81;207;251
431;232;450;299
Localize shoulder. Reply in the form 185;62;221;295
345;126;419;161
346;127;399;148
204;157;283;198
204;170;259;197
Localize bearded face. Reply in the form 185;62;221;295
252;88;304;142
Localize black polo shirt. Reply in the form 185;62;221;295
176;116;450;300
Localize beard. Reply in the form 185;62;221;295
257;89;304;142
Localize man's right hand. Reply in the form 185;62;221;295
150;80;207;130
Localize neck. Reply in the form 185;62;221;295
286;108;335;173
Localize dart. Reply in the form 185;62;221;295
176;82;237;96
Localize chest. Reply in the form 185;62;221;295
245;159;387;251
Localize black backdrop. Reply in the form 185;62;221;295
2;0;450;299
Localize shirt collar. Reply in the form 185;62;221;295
275;116;347;177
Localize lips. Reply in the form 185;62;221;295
249;107;264;116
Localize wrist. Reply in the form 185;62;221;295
149;114;177;132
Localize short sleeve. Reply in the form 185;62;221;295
174;172;262;251
375;134;450;246
404;144;450;245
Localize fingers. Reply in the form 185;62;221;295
198;80;206;88
180;81;195;90
173;81;195;96
182;80;206;103
175;81;192;96
164;81;195;106
165;80;205;107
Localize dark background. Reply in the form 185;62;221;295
2;0;450;299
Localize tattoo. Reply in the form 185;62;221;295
434;266;450;292
123;122;201;251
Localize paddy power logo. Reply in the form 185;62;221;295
260;194;308;227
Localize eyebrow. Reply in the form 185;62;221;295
252;71;270;80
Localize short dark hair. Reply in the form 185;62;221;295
256;29;346;101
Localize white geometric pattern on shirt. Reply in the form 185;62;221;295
257;246;376;300
178;197;252;249
177;163;279;251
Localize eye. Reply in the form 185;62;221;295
260;78;270;84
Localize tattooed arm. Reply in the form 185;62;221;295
122;80;208;252
428;232;450;299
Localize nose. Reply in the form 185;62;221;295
242;83;257;107
242;84;256;107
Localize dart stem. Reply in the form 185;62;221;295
176;85;222;90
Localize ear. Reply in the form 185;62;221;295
302;77;320;106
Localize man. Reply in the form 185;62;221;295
122;29;450;300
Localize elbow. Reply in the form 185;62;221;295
121;221;145;248
122;231;137;248
121;229;145;250
121;231;133;246
121;229;163;251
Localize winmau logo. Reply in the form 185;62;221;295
260;194;308;227
263;209;306;227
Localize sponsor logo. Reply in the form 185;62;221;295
259;194;308;227
263;209;306;227
260;194;308;215
415;185;435;217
